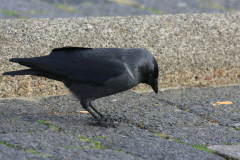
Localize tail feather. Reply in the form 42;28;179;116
2;69;43;76
9;57;49;68
9;58;22;63
7;56;61;74
3;57;67;81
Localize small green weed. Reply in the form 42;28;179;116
0;10;18;16
153;133;170;139
81;2;95;6
76;134;105;149
95;136;106;139
153;133;217;155
49;125;60;131
25;150;52;157
66;146;85;149
230;127;240;132
139;123;145;129
37;120;60;131
145;8;161;15
54;4;76;12
37;120;50;125
115;149;125;153
211;3;232;12
25;150;39;154
223;142;232;145
193;145;216;154
0;141;14;148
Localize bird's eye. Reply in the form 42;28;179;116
149;74;153;77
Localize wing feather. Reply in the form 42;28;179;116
50;47;126;85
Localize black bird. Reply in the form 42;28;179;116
3;47;159;127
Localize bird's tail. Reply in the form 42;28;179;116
2;57;49;76
3;57;66;81
9;57;47;68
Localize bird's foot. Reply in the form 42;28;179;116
99;118;117;128
99;121;110;127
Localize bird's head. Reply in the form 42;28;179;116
138;51;159;94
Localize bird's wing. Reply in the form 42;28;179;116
50;47;126;85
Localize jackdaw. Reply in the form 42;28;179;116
3;47;159;127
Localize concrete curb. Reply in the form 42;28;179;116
1;13;240;98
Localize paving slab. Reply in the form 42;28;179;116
0;99;50;133
0;0;153;19
0;144;49;160
207;145;240;160
63;123;222;160
0;90;227;159
0;129;95;150
135;0;239;14
1;0;240;20
38;148;142;160
36;91;240;145
150;85;240;129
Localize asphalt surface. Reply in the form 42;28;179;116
2;87;240;160
1;0;240;159
0;0;240;19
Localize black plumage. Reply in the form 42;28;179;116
3;47;159;127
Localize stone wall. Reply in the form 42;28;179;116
1;13;240;97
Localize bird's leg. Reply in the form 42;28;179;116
81;101;108;127
89;102;105;118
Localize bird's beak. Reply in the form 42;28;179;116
148;79;158;94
